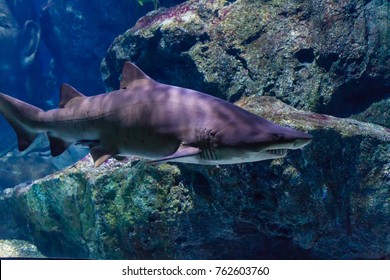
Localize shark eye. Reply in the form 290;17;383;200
272;133;283;141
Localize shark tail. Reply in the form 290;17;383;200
0;92;43;152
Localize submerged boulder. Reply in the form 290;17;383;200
102;0;390;127
0;96;388;259
0;239;45;258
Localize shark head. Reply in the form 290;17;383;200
210;119;313;164
252;123;313;159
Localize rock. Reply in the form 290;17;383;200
0;96;388;259
0;239;45;258
101;0;390;127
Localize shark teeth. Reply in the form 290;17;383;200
266;149;287;156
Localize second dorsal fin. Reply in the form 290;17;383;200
120;61;151;89
59;84;86;108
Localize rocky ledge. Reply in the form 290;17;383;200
0;96;389;259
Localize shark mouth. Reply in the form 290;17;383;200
266;148;288;157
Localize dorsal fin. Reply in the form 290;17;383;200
59;84;86;108
120;61;151;89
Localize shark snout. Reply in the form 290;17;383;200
293;137;312;148
265;127;312;150
290;130;312;149
270;124;312;147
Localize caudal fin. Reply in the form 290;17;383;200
0;93;43;151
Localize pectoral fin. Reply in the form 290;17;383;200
148;146;201;164
89;145;118;168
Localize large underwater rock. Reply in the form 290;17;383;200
0;96;389;259
101;0;390;127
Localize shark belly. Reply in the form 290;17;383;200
167;146;287;165
115;126;181;159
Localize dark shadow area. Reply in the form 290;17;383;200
295;48;315;64
316;52;340;71
318;77;390;117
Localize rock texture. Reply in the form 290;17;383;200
0;96;389;259
0;239;45;258
102;0;390;127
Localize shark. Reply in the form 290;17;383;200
0;62;312;167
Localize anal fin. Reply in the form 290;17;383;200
148;145;201;164
89;145;118;168
48;135;71;156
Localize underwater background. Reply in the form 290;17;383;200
0;0;389;259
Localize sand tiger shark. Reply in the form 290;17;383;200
0;62;312;167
